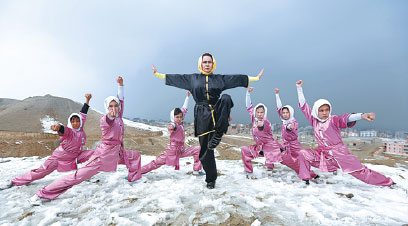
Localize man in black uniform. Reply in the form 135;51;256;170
153;53;263;189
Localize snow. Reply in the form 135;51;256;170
92;108;168;136
40;115;59;134
123;119;168;136
1;156;407;225
225;134;253;140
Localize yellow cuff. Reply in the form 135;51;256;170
248;76;259;82
154;72;166;79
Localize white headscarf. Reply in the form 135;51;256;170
280;105;295;125
312;99;332;122
170;109;176;123
104;96;121;117
67;113;83;132
253;103;268;121
170;108;184;127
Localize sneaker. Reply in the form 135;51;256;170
245;172;257;179
298;180;310;188
193;171;206;176
28;195;42;206
206;181;216;189
311;175;324;184
332;170;338;175
125;176;129;181
0;182;15;191
389;182;398;189
127;177;146;183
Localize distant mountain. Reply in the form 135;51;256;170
0;94;144;136
0;98;19;112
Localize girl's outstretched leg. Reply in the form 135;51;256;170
180;146;202;171
12;156;58;186
37;158;101;200
121;150;142;181
349;166;394;186
141;152;166;174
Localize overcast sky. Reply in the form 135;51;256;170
0;0;407;132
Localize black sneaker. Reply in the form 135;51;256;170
206;181;216;189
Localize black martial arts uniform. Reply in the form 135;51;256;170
165;73;249;184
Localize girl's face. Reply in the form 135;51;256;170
318;104;330;120
70;117;80;130
255;107;265;120
174;113;183;124
108;100;120;117
201;56;213;73
282;108;290;120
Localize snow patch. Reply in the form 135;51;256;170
40;115;59;134
0;156;407;225
123;119;168;136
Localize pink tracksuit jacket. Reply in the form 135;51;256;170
297;102;393;186
241;104;283;173
277;106;317;180
37;91;142;200
141;107;202;174
12;112;94;186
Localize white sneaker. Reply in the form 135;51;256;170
193;171;206;176
245;172;257;179
0;182;14;190
311;175;324;184
28;195;42;206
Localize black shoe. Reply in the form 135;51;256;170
313;175;320;179
304;180;310;185
206;181;216;189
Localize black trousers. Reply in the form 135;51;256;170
198;94;233;183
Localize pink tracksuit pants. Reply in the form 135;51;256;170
141;146;202;174
297;149;393;186
241;145;317;179
241;145;275;173
37;150;141;200
12;150;94;186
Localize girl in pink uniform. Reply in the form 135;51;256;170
295;80;394;186
241;87;283;178
141;91;203;175
274;88;318;181
11;94;94;186
30;76;142;205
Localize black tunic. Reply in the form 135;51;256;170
166;73;249;136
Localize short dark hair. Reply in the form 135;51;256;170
202;53;213;61
70;115;80;122
282;107;289;112
256;105;265;111
174;108;183;116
